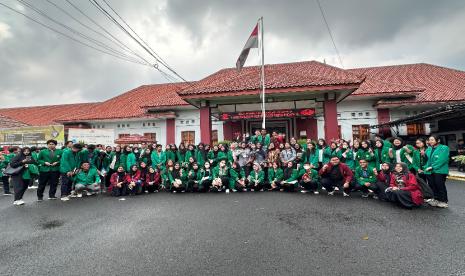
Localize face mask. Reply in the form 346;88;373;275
303;165;310;170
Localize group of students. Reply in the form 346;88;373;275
0;129;450;209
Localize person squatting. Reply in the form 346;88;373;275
0;129;450;209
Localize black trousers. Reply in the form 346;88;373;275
60;174;73;197
280;182;296;192
146;183;160;193
426;173;448;203
199;179;211;192
37;171;60;199
321;177;353;194
111;184;127;197
187;180;199;192
299;180;318;191
386;189;416;208
11;175;28;201
2;175;10;194
105;169;115;188
374;181;390;201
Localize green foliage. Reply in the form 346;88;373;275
215;140;232;146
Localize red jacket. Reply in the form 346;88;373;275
377;171;391;184
389;173;423;206
145;172;161;187
125;170;141;183
108;172;127;192
319;162;353;183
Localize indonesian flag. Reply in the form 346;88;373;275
236;23;259;71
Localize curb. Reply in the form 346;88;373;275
448;175;465;181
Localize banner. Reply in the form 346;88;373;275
0;125;65;146
68;128;115;145
219;108;315;121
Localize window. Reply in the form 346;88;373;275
117;124;120;128
365;112;370;116
358;112;363;116
144;133;156;142
351;113;356;117
142;123;145;127
181;131;195;145
406;123;425;136
127;124;130;127
352;125;370;141
118;133;130;138
212;130;218;144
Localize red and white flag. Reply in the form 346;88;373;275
236;23;259;71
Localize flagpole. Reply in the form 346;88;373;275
259;17;266;129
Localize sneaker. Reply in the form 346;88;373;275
173;191;177;193
361;193;369;198
48;197;57;200
313;191;319;195
328;191;335;196
427;199;439;207
301;190;309;194
436;201;449;208
37;198;43;202
181;190;185;193
232;189;237;193
321;187;326;191
242;188;247;192
226;189;230;194
69;191;77;198
28;186;38;189
13;200;24;206
343;192;350;197
373;195;379;200
85;191;93;196
251;189;255;192
4;193;12;196
334;187;340;191
60;196;70;201
77;193;83;198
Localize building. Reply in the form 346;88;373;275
1;60;464;147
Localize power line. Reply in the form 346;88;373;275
45;0;147;63
316;0;344;68
90;0;188;83
63;0;154;66
16;0;145;64
0;2;150;66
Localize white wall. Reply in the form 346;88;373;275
175;110;223;144
337;100;379;140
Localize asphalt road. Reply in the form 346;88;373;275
0;180;464;276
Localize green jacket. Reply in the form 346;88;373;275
356;149;376;169
317;147;330;164
22;163;39;180
195;150;207;166
176;151;186;165
229;168;245;189
59;150;81;174
425;144;449;175
248;170;265;184
199;169;213;189
256;134;271;148
295;168;319;182
283;169;301;187
392;145;418;171
165;150;176;163
37;148;62;172
354;167;377;186
268;167;284;183
342;149;355;170
79;149;99;168
302;150;319;168
374;147;392;170
126;152;137;171
74;168;101;185
212;166;229;179
151;151;166;168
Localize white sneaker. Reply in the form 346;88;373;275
343;192;350;197
13;199;25;205
313;191;319;195
251;189;255;192
301;190;309;194
226;189;230;194
85;191;93;196
173;191;177;193
232;189;237;193
69;191;77;198
321;187;326;190
48;197;57;200
328;191;335;196
28;186;38;189
427;199;438;207
361;193;369;198
373;195;379;200
334;187;340;191
242;188;247;192
77;193;83;198
60;196;70;201
436;201;449;208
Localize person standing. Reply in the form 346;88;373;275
425;135;450;208
9;147;37;206
37;139;62;201
59;143;83;201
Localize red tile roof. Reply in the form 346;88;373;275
59;83;189;122
0;103;99;126
0;114;29;129
179;60;364;97
348;63;465;104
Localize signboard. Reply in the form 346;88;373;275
0;125;64;146
219;108;315;121
68;128;115;145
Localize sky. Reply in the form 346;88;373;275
0;0;464;108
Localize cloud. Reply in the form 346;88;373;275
0;0;464;108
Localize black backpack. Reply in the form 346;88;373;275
415;175;434;199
